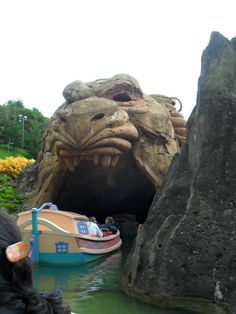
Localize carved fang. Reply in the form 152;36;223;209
65;158;76;172
101;155;112;168
73;157;80;167
111;155;120;167
92;154;100;165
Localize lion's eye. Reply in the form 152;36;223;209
113;94;132;102
91;113;105;122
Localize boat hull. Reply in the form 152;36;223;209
38;252;105;265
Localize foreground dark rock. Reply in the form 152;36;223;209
122;32;236;314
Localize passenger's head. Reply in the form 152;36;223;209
0;210;70;314
89;216;97;223
105;216;115;224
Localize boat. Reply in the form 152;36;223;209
17;203;122;265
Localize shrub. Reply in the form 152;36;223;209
0;156;35;178
0;174;23;212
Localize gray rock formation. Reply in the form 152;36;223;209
122;32;236;314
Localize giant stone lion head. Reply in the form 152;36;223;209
25;74;186;222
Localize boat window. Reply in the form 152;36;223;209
77;221;89;235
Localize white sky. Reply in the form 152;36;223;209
0;0;235;120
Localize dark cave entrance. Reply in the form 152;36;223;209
56;153;155;226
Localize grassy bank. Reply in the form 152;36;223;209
0;144;31;159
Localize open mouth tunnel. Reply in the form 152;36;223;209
55;153;156;227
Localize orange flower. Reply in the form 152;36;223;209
0;156;35;178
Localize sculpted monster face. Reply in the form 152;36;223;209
27;74;186;222
52;98;139;169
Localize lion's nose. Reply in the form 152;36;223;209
107;110;129;128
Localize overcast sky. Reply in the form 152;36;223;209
0;0;235;120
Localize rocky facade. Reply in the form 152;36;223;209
122;32;236;314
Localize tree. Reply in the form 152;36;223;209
0;100;50;158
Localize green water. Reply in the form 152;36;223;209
33;241;194;314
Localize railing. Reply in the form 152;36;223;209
29;202;52;263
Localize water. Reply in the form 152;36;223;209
33;240;194;314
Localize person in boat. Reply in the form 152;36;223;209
100;216;118;234
87;216;103;237
0;210;71;314
42;203;59;210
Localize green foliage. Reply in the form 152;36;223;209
0;100;50;158
0;144;31;159
0;174;23;213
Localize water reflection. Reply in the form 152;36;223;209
33;252;123;301
33;246;194;314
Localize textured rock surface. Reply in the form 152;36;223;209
122;32;236;314
22;74;186;222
